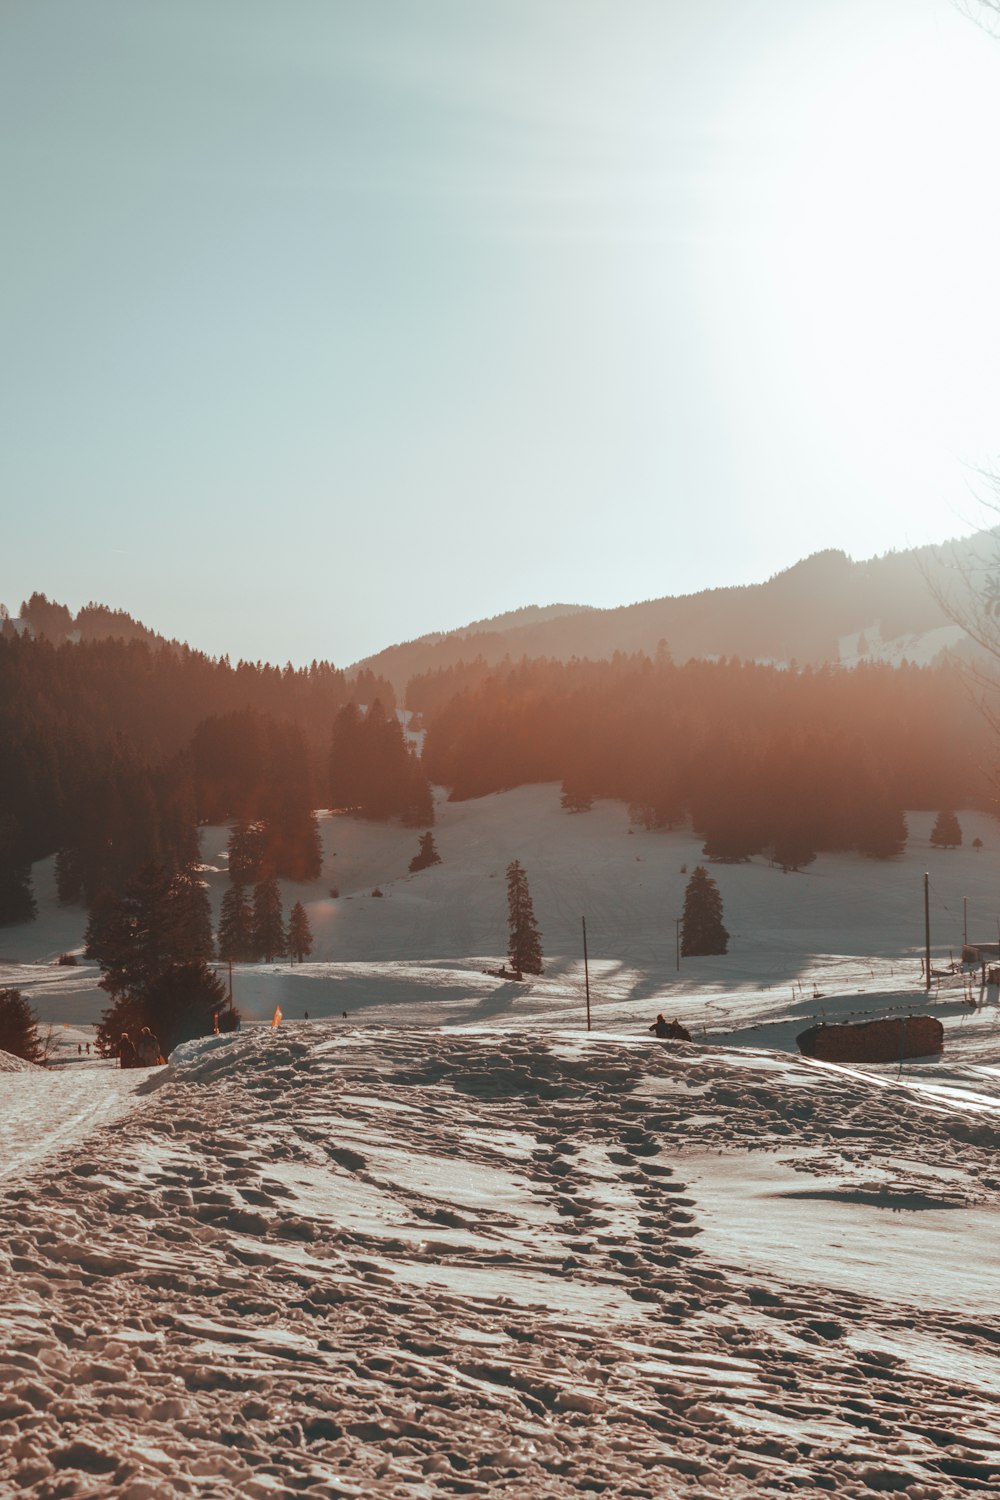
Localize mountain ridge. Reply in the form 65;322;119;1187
6;530;993;692
353;535;988;694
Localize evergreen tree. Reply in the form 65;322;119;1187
769;831;817;874
855;803;908;860
293;810;323;881
55;846;83;904
168;868;215;961
930;810;962;849
329;700;433;824
98;960;238;1057
286;900;314;963
0;862;36;925
0;813;36;925
329;702;365;811
85;861;214;997
409;831;442;873
218;882;255;962
401;752;435;827
560;776;594;813
681;866;729;956
85;861;179;997
0;987;45;1063
700;827;759;863
253;876;285;962
260;721;322;877
228;821;267;884
506;860;543;975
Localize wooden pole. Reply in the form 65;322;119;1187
924;872;931;993
963;896;968;950
582;916;591;1033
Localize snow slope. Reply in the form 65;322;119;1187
2;1024;999;1497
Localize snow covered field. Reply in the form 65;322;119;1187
3;1024;1000;1497
2;786;997;1040
2;788;1000;1495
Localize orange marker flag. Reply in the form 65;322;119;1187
271;1004;282;1029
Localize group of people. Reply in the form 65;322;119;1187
118;1026;161;1069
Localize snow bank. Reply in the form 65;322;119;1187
2;1023;1000;1496
0;1048;42;1072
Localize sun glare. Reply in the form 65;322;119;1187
711;11;1000;548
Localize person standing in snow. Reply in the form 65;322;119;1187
136;1027;160;1067
118;1032;137;1069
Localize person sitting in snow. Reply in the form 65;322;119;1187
118;1032;137;1069
648;1013;691;1042
136;1026;161;1067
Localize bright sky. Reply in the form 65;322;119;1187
3;0;1000;666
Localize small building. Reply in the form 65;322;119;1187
962;942;1000;966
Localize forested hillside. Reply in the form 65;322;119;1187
2;570;994;935
0;631;413;919
421;652;988;866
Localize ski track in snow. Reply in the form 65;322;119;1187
2;1026;1000;1498
0;1070;142;1183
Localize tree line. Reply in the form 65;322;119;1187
421;651;987;863
0;629;412;920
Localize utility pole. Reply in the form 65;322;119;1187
963;895;968;951
675;917;681;972
924;872;931;993
582;916;591;1033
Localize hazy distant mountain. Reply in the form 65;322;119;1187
355;537;985;694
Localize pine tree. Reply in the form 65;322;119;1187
85;861;213;997
291;810;323;881
0;813;36;925
168;869;215;961
218;882;255;962
506;860;543;975
330;700;433;824
99;960;239;1057
55;847;83;904
681;866;729;956
856;803;908;860
409;831;441;873
930;810;962;849
0;987;45;1063
560;776;594;813
85;862;179;997
286;900;314;963
401;752;435;827
0;862;36;925
253;876;285;962
329;703;365;811
770;831;816;874
228;821;267;884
